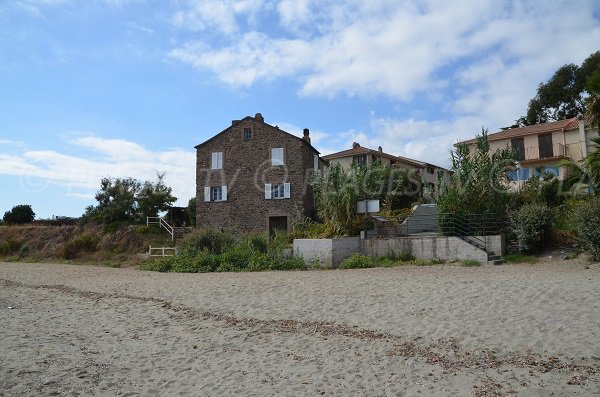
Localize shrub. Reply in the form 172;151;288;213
460;259;481;267
62;234;99;259
502;254;538;263
0;236;23;256
271;255;307;271
339;254;375;269
573;197;600;261
509;203;554;253
3;204;35;224
140;256;174;272
180;229;236;255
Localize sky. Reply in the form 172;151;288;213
1;0;599;219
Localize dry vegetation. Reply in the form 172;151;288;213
0;223;173;266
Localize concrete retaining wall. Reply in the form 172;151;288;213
294;235;505;266
293;237;360;267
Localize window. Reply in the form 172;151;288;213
511;138;525;161
244;128;252;140
313;154;319;170
264;183;290;199
203;186;227;202
507;168;530;182
534;166;559;177
538;133;553;158
353;154;367;166
427;166;434;174
271;148;284;166
211;152;223;169
272;184;285;199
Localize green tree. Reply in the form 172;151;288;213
136;173;177;222
437;129;516;222
585;68;600;126
519;51;600;125
84;173;177;224
311;162;421;236
3;204;35;224
558;136;600;195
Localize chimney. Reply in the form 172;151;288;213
578;113;587;158
303;128;310;144
255;113;264;123
352;142;360;149
232;119;240;126
378;146;383;153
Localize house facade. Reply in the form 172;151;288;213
456;116;599;189
195;113;323;234
323;142;451;192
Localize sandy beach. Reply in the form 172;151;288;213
1;260;599;396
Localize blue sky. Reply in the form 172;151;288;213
1;0;599;218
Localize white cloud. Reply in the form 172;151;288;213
0;136;196;206
171;0;266;35
170;0;600;128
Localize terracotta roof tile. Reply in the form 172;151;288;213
458;117;579;145
323;145;425;167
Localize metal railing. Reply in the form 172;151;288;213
147;216;174;241
523;143;568;161
371;212;506;253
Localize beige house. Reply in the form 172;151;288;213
322;142;451;192
456;116;599;189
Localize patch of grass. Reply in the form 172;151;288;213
411;258;446;266
460;259;481;267
502;254;538;263
339;254;375;269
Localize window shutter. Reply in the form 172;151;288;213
284;183;290;198
221;185;227;201
204;187;211;202
264;183;272;199
313;154;319;170
218;152;223;169
272;148;283;166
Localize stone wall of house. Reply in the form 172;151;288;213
196;114;318;232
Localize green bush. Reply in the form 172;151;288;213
573;197;600;261
502;254;538;263
0;236;23;256
339;253;375;269
271;255;307;271
139;256;174;272
460;259;481;267
509;203;554;253
62;234;99;259
180;229;236;255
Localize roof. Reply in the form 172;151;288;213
457;117;580;145
195;115;321;154
323;144;425;168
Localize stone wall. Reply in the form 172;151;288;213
196;114;319;232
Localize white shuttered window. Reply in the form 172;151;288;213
264;183;272;199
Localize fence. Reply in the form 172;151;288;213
148;246;177;257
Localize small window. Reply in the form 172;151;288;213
427;166;434;174
204;186;227;202
265;183;290;199
272;148;284;166
272;184;285;199
211;152;223;169
353;154;367;166
211;187;222;201
244;128;252;140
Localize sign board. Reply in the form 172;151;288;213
356;199;380;214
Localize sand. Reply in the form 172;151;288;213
1;260;599;396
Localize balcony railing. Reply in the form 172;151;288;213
522;143;568;161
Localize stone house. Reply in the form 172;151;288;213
455;116;599;190
323;142;451;192
195;113;324;234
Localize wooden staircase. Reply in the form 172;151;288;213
146;217;193;241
